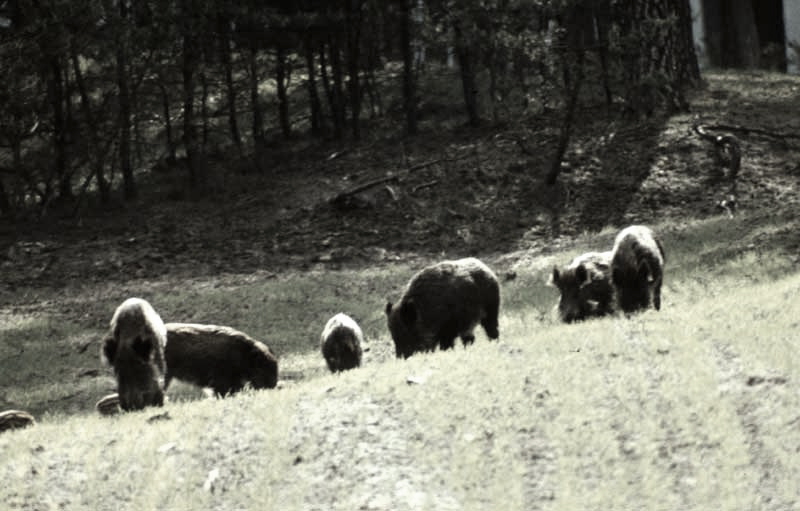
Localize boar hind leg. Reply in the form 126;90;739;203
653;282;662;310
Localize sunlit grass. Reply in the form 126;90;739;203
1;211;800;509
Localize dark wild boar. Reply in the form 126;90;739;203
163;323;279;396
102;298;168;411
320;313;364;373
610;225;665;313
386;257;500;358
550;250;614;323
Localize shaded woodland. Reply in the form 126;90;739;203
0;0;702;221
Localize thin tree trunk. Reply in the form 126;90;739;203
248;42;264;146
70;45;110;203
276;45;291;139
181;3;203;186
157;80;177;162
49;56;72;200
200;68;209;149
400;0;417;134
345;0;362;139
304;34;323;135
547;55;584;186
328;33;346;139
453;20;480;127
117;1;134;199
319;41;335;123
218;14;242;149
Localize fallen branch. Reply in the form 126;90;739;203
693;124;741;179
412;180;440;193
333;175;400;201
696;123;800;142
694;123;741;216
329;154;472;205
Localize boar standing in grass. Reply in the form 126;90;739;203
163;323;279;396
320;313;364;373
611;225;665;313
550;251;614;323
386;257;500;358
102;298;168;411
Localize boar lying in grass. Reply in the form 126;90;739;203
0;410;36;432
320;313;363;373
550;251;614;323
386;257;500;358
163;323;279;396
611;225;665;313
103;298;168;411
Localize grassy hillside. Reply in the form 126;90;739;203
2;70;799;509
2;208;799;510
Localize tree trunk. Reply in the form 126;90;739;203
400;0;417;135
70;44;110;203
328;33;346;139
304;34;323;136
319;41;335;125
200;68;209;149
181;3;203;186
453;20;480;127
248;42;264;146
48;56;71;200
275;45;291;139
0;176;11;219
345;0;362;140
726;0;760;68
218;14;242;149
117;0;134;199
157;80;177;163
676;0;701;81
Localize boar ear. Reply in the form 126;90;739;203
132;336;153;360
549;267;560;286
385;301;393;316
400;300;417;324
575;264;589;285
102;336;117;364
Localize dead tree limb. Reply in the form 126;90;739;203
328;154;472;206
412;180;440;193
693;123;741;216
693;124;741;179
697;123;800;142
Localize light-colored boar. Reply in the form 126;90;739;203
103;298;168;411
320;313;364;373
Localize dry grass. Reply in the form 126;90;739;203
2;210;799;509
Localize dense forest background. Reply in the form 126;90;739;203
0;0;710;221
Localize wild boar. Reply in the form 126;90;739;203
102;298;168;411
320;313;364;373
163;323;279;396
610;225;665;313
550;250;614;323
386;257;500;358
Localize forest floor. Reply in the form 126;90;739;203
1;71;800;510
1;71;798;301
